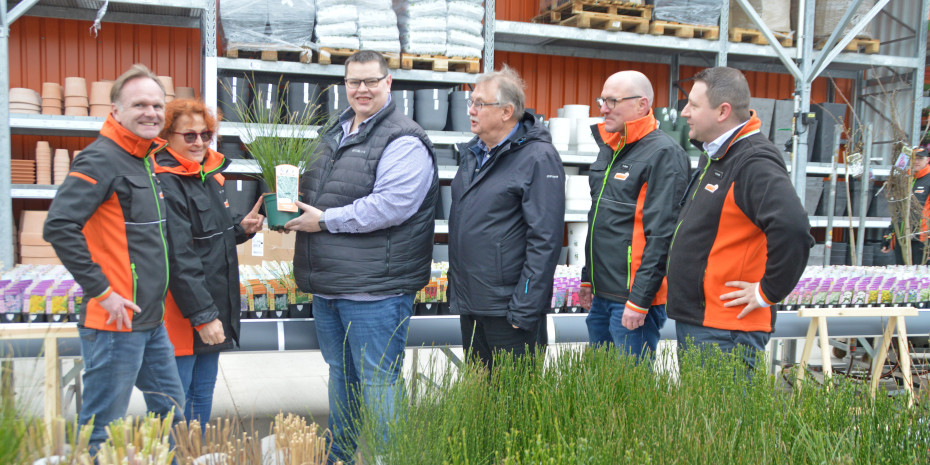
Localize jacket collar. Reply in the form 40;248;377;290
915;164;930;179
700;111;762;161
595;109;658;151
99;113;167;159
153;147;229;182
457;111;545;192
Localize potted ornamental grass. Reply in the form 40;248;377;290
225;78;335;229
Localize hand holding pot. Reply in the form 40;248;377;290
240;198;265;234
284;200;323;233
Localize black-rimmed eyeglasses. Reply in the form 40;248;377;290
172;131;214;143
344;75;388;89
596;95;642;109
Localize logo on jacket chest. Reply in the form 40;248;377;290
917;187;926;194
704;183;719;193
613;164;633;181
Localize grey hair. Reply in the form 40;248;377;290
476;64;525;119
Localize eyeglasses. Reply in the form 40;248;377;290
596;95;642;109
172;131;214;143
344;75;388;89
466;99;503;110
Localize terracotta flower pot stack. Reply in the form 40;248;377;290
41;82;63;115
35;141;52;185
53;149;71;185
9;87;41;114
11;158;36;184
158;76;175;103
89;81;113;118
64;77;89;117
175;86;196;100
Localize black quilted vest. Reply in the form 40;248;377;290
293;100;438;295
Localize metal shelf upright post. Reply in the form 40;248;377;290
1;0;211;271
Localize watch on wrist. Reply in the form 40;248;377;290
318;216;327;232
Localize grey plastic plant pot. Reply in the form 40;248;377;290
218;75;249;123
449;90;471;132
414;88;449;131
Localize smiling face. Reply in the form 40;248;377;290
111;77;166;140
681;81;721;143
167;113;210;163
345;60;391;123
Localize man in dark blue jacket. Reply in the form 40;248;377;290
449;65;566;371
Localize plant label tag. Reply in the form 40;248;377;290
275;164;299;212
895;152;911;169
251;232;264;256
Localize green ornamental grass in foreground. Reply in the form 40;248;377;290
3;345;929;464
360;346;930;465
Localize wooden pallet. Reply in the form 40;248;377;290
558;11;649;33
317;48;400;68
649;21;719;40
729;27;793;47
225;43;312;63
815;37;881;54
401;54;480;73
533;0;652;24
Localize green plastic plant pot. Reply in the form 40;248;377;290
263;192;300;230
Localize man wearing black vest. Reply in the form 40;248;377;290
448;65;565;371
286;50;438;464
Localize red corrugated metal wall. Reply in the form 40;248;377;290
494;1;852;118
8;17;201;160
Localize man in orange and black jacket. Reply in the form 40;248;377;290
579;71;690;359
667;67;813;369
43;64;186;450
881;145;930;265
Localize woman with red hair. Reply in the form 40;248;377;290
154;98;263;424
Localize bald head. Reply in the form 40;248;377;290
607;71;654;106
599;70;655;132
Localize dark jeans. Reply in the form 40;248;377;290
675;319;770;371
459;314;540;372
585;297;667;360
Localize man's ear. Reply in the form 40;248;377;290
717;102;732;123
502;103;515;122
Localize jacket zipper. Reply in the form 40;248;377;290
313;140;340;205
201;162;223;183
667;154;712;269
626;245;632;290
131;262;138;303
144;156;170;317
588;142;625;294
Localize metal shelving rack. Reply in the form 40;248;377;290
492;0;929;250
1;0;211;269
3;0;929;269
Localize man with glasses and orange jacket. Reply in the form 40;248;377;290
579;70;690;360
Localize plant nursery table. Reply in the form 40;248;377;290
0;322;80;436
794;306;918;406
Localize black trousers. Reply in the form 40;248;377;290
459;314;546;372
